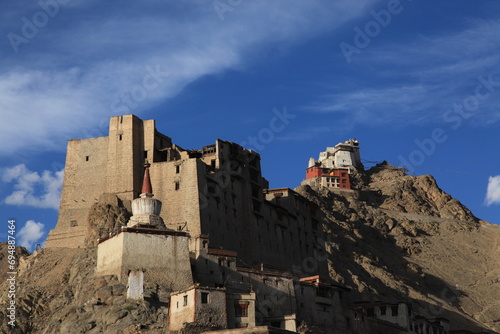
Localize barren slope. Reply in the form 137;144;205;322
295;162;500;333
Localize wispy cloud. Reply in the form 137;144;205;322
0;1;373;156
310;20;500;127
17;220;45;251
2;164;64;210
485;175;500;206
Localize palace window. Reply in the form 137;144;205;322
235;304;248;317
201;292;209;304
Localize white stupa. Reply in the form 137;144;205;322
127;163;166;229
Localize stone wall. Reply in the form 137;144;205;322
150;158;203;237
295;281;347;332
226;292;256;329
169;287;227;331
45;136;109;248
95;230;193;291
106;115;143;203
170;288;197;331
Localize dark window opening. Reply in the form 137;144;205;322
70;220;78;227
119;134;123;141
380;306;386;316
207;185;216;194
367;308;375;317
85;156;89;161
201;292;209;304
270;321;281;328
252;200;261;212
211;159;216;169
251;185;260;199
144;150;148;159
175;181;180;190
391;305;399;316
176;165;180;173
312;219;318;230
183;295;188;306
235;304;248;317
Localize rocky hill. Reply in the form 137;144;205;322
295;162;499;333
0;162;498;333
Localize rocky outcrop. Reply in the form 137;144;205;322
0;244;30;282
84;194;131;247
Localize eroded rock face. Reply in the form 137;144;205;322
363;162;478;222
295;162;499;333
0;244;30;282
84;194;131;247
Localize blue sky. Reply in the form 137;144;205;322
1;0;499;251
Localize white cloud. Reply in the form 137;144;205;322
0;1;373;156
2;164;64;210
16;220;45;250
309;85;436;126
485;175;500;206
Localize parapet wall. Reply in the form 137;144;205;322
96;229;193;291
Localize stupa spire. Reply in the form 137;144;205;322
128;161;166;229
140;162;153;198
